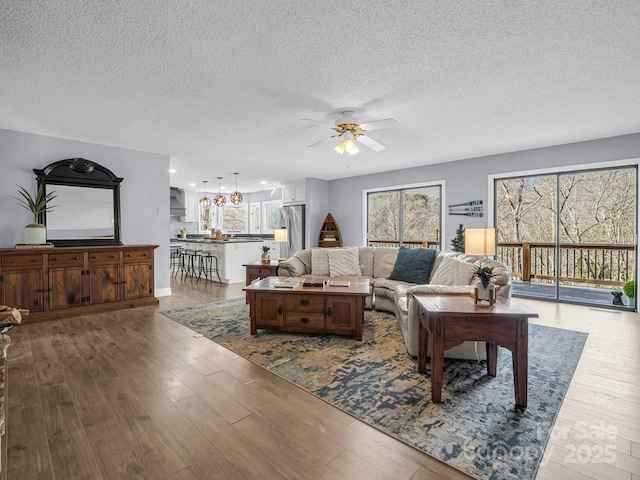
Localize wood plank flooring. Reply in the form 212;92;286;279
4;277;640;479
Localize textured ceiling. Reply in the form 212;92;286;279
1;1;639;193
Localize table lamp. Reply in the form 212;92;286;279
465;228;497;304
274;228;288;261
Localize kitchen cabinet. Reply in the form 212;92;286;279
184;190;198;222
0;245;158;324
282;180;306;205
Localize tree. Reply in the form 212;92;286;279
451;224;465;252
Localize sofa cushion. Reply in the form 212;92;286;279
430;255;475;286
328;248;361;277
294;248;313;272
388;248;438;284
310;248;330;276
358;247;375;278
373;248;399;278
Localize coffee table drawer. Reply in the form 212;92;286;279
285;295;325;312
285;312;325;329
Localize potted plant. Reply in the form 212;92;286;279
14;185;56;245
623;280;635;308
472;264;496;304
261;245;271;262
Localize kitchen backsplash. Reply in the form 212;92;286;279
169;218;198;237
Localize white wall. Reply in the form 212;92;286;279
0;128;171;293
328;133;640;248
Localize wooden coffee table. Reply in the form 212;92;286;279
243;276;369;340
415;294;538;409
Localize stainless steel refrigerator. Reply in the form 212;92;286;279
279;205;305;259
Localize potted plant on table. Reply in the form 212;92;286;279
261;245;271;262
472;264;496;305
14;185;56;245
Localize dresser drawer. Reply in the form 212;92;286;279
1;254;43;267
48;253;84;265
88;251;121;263
285;295;324;312
285;312;325;329
123;250;153;262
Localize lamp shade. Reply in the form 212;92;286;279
464;228;496;256
274;228;288;243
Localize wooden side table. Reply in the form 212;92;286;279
243;261;280;302
243;260;280;285
415;294;538;409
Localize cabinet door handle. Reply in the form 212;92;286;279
327;307;332;317
5;259;13;264
300;317;309;324
277;305;283;315
300;299;309;306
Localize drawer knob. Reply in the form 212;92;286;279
301;317;310;324
300;299;309;306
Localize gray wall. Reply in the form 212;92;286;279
328;133;640;249
0;128;171;294
305;178;330;248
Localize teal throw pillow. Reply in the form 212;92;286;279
388;248;438;284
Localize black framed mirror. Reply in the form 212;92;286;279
34;158;123;246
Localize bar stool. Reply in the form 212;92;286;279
182;248;203;281
197;251;221;283
172;248;188;278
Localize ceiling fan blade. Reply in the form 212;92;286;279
358;118;398;131
307;136;335;148
357;135;386;152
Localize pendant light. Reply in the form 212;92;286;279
199;180;211;208
230;172;243;205
214;176;226;207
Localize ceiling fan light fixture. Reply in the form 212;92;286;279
344;138;359;155
334;141;346;154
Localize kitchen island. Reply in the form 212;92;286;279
171;237;278;284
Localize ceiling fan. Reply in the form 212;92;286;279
303;111;398;155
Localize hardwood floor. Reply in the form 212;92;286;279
4;277;639;479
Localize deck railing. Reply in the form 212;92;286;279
368;240;440;248
497;242;635;287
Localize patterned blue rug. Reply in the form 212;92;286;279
161;298;587;480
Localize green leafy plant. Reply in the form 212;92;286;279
451;224;465;252
623;280;635;299
14;185;56;224
261;245;271;254
473;265;495;289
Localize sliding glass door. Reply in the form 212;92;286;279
495;166;637;309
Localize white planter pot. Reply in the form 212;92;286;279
474;282;496;305
24;224;47;245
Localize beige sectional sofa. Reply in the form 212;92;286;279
277;247;512;359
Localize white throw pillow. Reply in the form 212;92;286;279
429;256;475;286
328;248;361;277
311;248;330;276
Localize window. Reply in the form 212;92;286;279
366;184;442;248
250;202;261;233
221;204;248;233
262;200;281;233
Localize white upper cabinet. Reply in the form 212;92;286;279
184;190;198;222
282;180;306;205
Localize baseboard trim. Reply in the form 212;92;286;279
155;287;171;297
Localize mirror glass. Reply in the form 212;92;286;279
46;185;115;241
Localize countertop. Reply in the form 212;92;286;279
170;237;264;244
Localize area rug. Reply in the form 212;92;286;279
161;298;588;480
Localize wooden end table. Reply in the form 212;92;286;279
243;260;281;303
243;276;369;340
415;294;538;409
